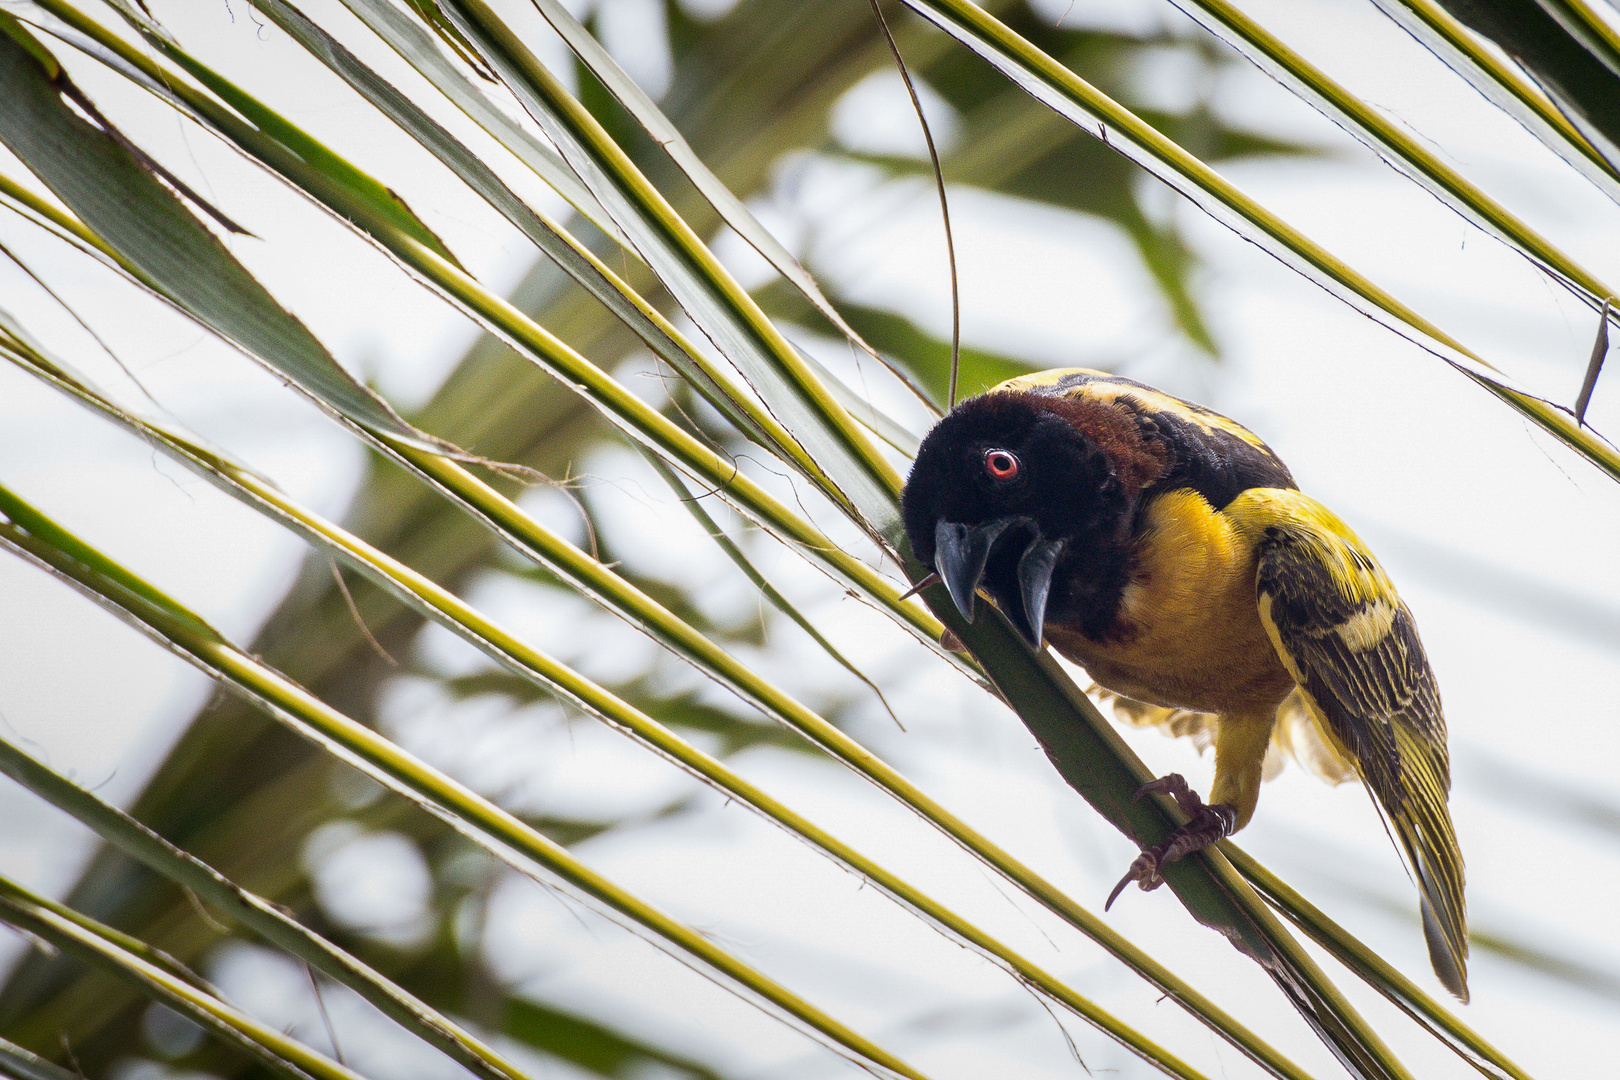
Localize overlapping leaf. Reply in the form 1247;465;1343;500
0;20;455;456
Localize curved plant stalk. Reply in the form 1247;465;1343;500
0;334;1254;1080
896;0;1620;484
0;26;456;458
1172;0;1620;312
0;737;541;1080
362;458;1311;1079
1369;0;1620;205
205;476;1216;1080
1226;848;1531;1080
0;1036;82;1080
41;0;787;457
487;0;942;414
8;5;962;666
10;192;969;689
435;0;908;537
0;486;934;1080
0;877;363;1080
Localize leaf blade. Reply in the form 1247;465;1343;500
0;29;449;455
0;483;935;1080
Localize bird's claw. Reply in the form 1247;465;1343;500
1134;773;1205;817
1105;851;1167;909
1105;774;1236;911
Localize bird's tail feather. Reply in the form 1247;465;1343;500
1389;726;1469;1002
1420;882;1469;1003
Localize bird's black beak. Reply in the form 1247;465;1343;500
1015;535;1064;649
934;518;1010;623
933;518;1065;649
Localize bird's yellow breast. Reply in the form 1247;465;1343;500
1045;488;1295;718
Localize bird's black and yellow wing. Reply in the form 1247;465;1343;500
1227;487;1469;1001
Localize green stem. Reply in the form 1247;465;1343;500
20;0;963;656
1227;847;1532;1080
0;878;362;1080
0;303;1328;1080
1178;0;1619;310
0;483;932;1080
0;384;1216;1080
0;737;540;1080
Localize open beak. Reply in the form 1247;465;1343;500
1015;535;1065;649
933;518;1065;649
933;518;1009;623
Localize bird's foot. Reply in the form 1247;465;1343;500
1105;774;1237;910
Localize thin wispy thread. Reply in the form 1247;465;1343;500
305;962;346;1065
327;557;398;667
867;0;961;409
1576;296;1611;425
0;240;166;413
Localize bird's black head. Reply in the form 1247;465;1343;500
901;390;1162;647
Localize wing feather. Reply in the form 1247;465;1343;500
1231;488;1469;1001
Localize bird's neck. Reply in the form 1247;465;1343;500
982;532;1133;642
1047;538;1135;640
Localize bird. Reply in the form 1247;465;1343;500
899;367;1468;1001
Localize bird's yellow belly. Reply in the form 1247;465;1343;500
1046;489;1295;718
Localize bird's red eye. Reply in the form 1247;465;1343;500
984;449;1020;480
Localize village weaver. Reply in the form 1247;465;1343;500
900;368;1468;1001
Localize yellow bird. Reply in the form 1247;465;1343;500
899;368;1468;1001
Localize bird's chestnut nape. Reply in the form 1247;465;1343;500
900;391;1132;648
